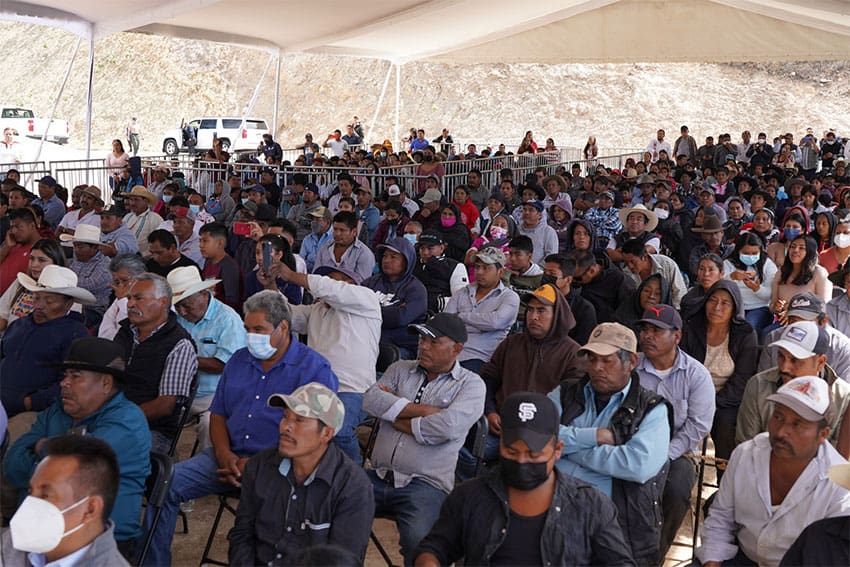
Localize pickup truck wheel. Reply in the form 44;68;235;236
164;139;179;156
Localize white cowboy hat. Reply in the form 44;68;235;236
17;265;96;305
167;266;220;304
828;463;850;490
618;203;659;232
59;224;102;245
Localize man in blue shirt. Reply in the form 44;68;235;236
549;322;671;565
142;290;339;566
3;337;151;550
32;175;66;229
167;266;246;451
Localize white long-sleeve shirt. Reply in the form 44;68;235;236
696;432;850;567
288;275;382;393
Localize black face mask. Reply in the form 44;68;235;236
500;456;550;491
540;274;559;288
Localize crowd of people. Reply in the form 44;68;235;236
1;124;850;566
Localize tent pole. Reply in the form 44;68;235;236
31;35;82;170
273;49;281;137
84;29;94;179
366;61;393;146
394;63;400;151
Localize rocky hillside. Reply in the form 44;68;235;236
1;21;849;154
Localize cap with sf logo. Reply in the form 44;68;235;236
500;391;560;452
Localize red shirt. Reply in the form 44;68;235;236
0;243;33;295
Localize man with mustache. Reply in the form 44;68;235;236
697;376;850;567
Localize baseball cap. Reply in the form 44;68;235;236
417;231;444;247
474;247;506;267
313;265;362;285
499;392;560;452
579;322;638;356
421;188;442;204
636;304;682;330
769;321;829;359
785;292;826;320
408;312;468;344
524;284;558;306
387;184;401;197
766;375;830;422
268;383;345;433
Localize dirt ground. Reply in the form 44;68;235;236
168;434;718;567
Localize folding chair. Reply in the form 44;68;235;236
136;452;174;567
367;415;489;567
198;488;241;567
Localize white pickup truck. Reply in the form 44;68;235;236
0;105;70;145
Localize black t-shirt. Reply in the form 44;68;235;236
489;509;547;566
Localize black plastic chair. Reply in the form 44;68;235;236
136;452;174;567
198;488;241;566
367;414;489;567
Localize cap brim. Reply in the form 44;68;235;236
766;393;823;422
768;338;817;360
501;427;554;452
578;343;621;356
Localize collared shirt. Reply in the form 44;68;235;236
29;543;93;567
102;224;139;255
313;238;375;282
209;342;338;456
129;322;197;399
176;294;247;398
696;433;850;567
363;360;485;494
549;380;670;496
636;348;715;458
443;282;519;362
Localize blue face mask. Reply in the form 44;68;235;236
162;194;173;203
783;227;802;241
189;204;201;214
403;233;418;246
739;253;760;266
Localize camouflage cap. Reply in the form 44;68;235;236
267;383;345;433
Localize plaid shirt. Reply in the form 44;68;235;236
584;206;623;241
130;323;196;399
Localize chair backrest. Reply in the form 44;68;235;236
168;372;199;456
376;342;401;373
137;452;174;566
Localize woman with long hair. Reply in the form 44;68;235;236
0;239;68;331
723;231;777;337
770;235;832;324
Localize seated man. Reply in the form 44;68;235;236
696;376;850;566
572;249;637;323
3;338;150;550
412;231;468;313
738;321;850;457
550;322;671;565
635;305;715;555
144;229;202;278
621;238;687;309
0;266;93;419
542;253;597;345
142;290;338;566
443;247;519;373
465;285;582;478
113;273;198;454
1;435;130;566
168;267;247;451
270;262;382;463
362;237;428;360
414;392;635;567
229;383;374;565
362;313;485;565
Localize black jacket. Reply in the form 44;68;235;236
680;280;758;409
415;467;635;566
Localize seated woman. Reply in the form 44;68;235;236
723;232;778;338
680;253;725;321
770;235;832;326
681;280;758;463
767;206;809;268
613;273;670;333
245;234;302;305
818;210;850;274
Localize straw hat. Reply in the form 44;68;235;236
122;186;158;206
17;265;96;305
618;203;658;231
167;266;220;303
59;224;102;245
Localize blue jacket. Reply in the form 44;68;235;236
362;236;427;352
0;313;89;416
3;393;151;542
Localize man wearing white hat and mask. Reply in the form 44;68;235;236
61;224;111;326
56;185;104;237
167;266;246;450
697;376;850;567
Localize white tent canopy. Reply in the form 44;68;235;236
3;0;849;63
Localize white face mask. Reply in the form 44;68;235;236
10;495;89;553
835;233;850;249
246;332;277;360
